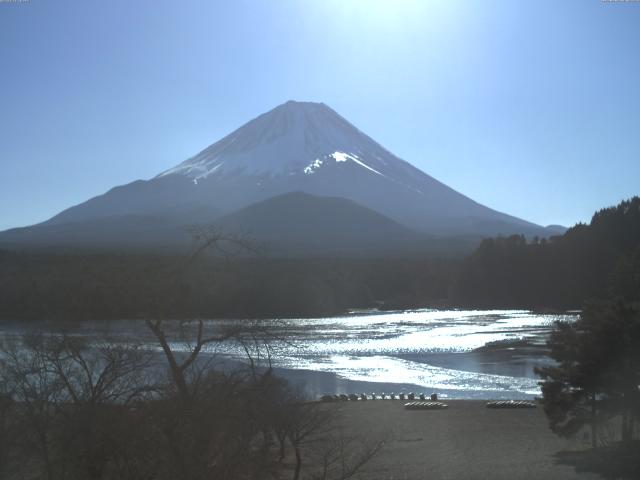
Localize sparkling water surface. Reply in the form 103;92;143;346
1;309;576;399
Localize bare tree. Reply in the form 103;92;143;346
144;318;242;401
281;399;386;480
145;226;264;400
141;227;387;480
187;224;263;262
0;333;155;480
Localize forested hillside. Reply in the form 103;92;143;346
0;252;457;321
454;197;640;308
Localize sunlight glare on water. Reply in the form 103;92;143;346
219;309;575;398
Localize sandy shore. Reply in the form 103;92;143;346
328;400;599;480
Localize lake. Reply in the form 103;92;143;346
0;309;575;400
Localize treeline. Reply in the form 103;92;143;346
2;197;638;319
0;251;459;321
454;197;640;309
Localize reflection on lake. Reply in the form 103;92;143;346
243;309;575;399
0;309;576;399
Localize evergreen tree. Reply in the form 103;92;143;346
536;301;640;447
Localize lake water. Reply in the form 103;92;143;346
0;309;576;399
235;309;575;399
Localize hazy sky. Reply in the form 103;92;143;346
1;0;639;231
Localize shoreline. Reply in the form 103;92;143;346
271;364;541;400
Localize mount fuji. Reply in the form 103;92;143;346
0;101;562;254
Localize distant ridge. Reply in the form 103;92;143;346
216;192;427;256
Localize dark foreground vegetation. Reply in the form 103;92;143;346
0;321;385;480
536;300;640;478
1;197;639;320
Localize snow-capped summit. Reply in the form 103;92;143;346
158;101;392;182
0;101;559;253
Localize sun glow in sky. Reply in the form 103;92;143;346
0;0;639;230
321;0;453;30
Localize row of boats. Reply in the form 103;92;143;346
320;392;438;402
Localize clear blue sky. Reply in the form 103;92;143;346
1;0;639;231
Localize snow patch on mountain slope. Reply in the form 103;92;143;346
304;159;323;175
160;159;224;181
329;152;383;176
302;152;383;176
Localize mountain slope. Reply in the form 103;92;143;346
0;193;431;255
0;215;191;251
